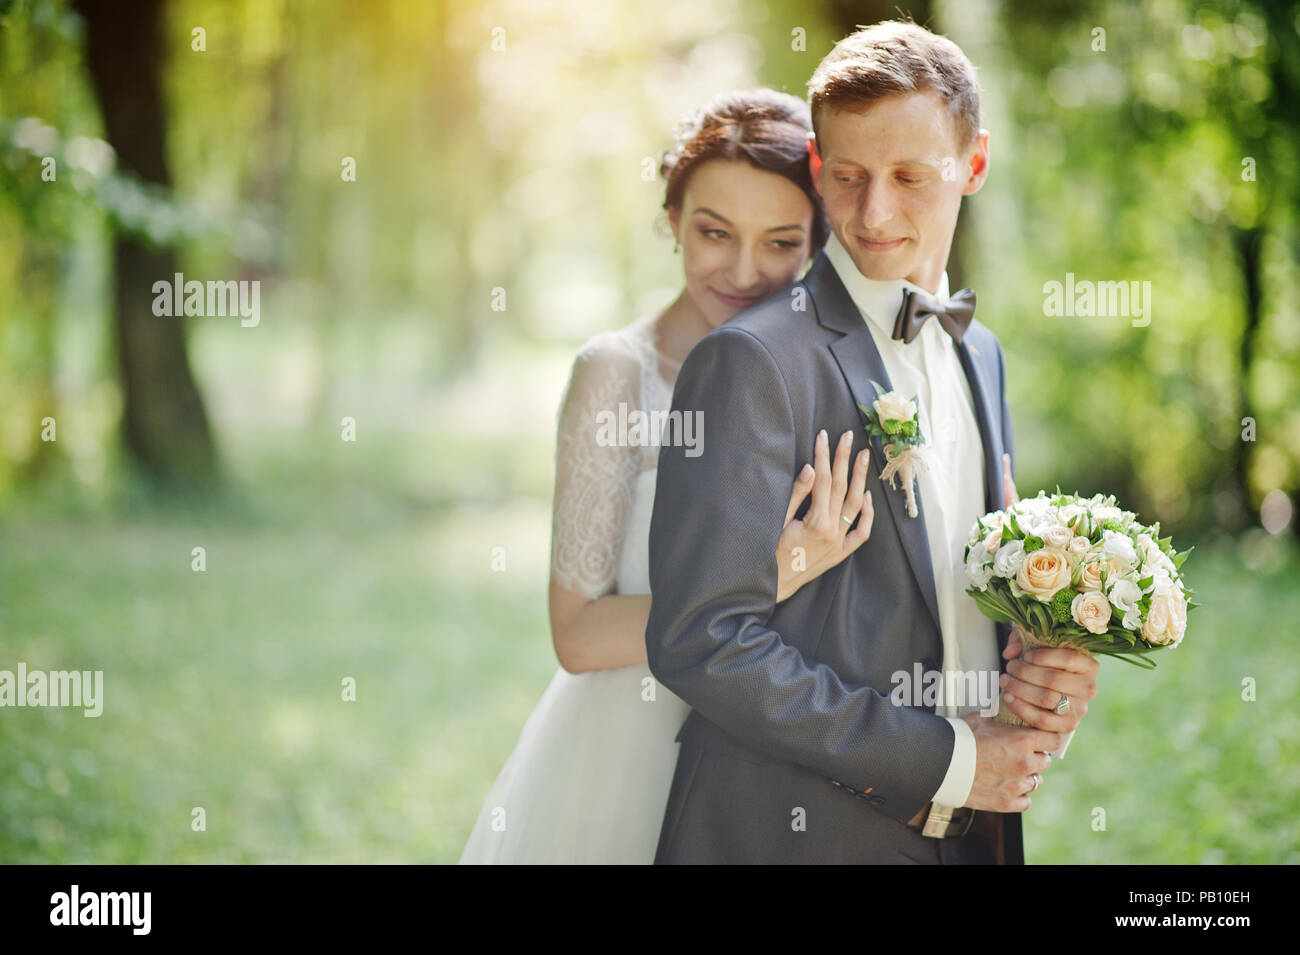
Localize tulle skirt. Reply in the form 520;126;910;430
459;662;690;864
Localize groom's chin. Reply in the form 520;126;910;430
841;244;913;282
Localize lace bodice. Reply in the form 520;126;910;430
549;320;676;600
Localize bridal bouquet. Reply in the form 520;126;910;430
963;490;1196;726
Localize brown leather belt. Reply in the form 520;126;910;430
907;802;976;838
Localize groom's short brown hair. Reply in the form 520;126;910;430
808;19;981;154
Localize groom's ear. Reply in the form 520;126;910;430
961;129;991;197
807;134;824;197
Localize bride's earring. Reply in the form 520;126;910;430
673;235;680;253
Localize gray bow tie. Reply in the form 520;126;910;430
892;287;976;345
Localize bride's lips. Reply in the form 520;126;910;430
712;289;764;310
857;236;908;252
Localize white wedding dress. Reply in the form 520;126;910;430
459;320;691;864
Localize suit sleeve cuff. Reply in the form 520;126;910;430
932;716;976;807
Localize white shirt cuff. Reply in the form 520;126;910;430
932;716;976;807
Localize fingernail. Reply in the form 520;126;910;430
998;673;1009;687
1004;693;1016;704
800;464;813;480
818;429;827;443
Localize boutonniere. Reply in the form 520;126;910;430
857;380;932;518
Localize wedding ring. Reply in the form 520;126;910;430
1029;773;1042;793
841;514;855;525
1055;694;1071;714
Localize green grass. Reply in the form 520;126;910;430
0;435;560;863
2;447;1298;863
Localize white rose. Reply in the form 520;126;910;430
873;391;916;424
993;540;1026;578
1156;548;1177;578
1151;565;1176;595
1092;504;1122;524
1057;504;1087;532
1107;577;1143;630
966;544;994;591
1101;529;1138;572
1071;591;1112;634
1067;536;1092;560
1016;494;1052;524
1041;525;1073;550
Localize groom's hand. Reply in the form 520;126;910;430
999;625;1098;734
961;713;1059;813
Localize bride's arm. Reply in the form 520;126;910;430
551;433;873;674
549;585;651;674
547;335;653;674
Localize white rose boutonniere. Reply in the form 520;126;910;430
857;380;930;518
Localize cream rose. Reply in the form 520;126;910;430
1071;591;1112;634
1067;536;1092;560
1041;525;1073;550
1076;558;1108;592
1142;590;1187;646
1015;547;1073;601
983;528;1002;555
873;391;916;424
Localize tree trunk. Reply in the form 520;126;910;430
1231;224;1264;531
73;0;217;485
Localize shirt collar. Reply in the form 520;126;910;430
823;232;950;341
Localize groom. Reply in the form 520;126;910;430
646;20;1098;864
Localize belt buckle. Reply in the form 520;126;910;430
920;803;975;839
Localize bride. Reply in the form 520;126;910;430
459;89;875;864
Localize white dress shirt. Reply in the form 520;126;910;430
824;234;1001;808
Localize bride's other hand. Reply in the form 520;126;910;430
1002;452;1018;509
774;429;874;603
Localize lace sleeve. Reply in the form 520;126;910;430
549;332;644;600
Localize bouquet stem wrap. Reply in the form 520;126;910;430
994;625;1093;729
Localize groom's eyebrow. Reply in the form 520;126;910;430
826;156;942;168
692;207;807;233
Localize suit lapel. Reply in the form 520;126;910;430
804;254;943;640
954;335;1013;657
954;338;1005;517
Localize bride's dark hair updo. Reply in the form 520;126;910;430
659;88;830;254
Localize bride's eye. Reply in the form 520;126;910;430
771;239;800;250
700;227;729;240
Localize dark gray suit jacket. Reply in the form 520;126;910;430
645;251;1022;864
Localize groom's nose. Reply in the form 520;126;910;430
857;177;896;230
